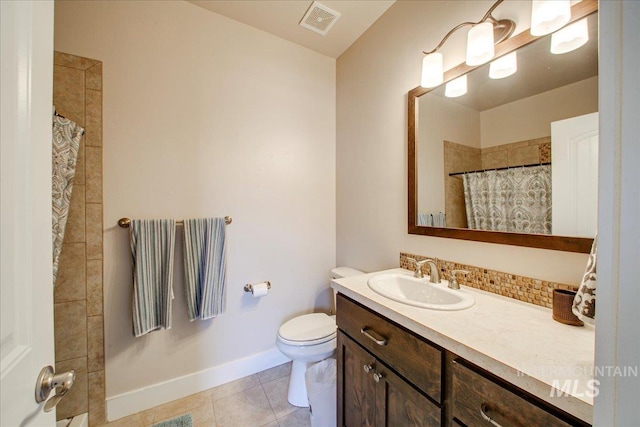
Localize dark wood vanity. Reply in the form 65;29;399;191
336;294;591;427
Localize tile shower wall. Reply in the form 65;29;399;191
443;141;481;228
480;136;551;169
53;51;105;425
400;252;578;309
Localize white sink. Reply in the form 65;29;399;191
367;272;475;311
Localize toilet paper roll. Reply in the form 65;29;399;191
251;282;269;298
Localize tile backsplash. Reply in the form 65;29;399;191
400;252;577;309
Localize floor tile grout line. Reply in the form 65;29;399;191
260;382;279;425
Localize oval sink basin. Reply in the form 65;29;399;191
367;273;475;311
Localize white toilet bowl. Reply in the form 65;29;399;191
276;267;365;407
276;312;337;407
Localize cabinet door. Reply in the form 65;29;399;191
375;363;441;427
338;331;441;427
338;330;377;427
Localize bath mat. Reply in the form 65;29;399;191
151;413;192;427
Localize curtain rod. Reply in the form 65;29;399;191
448;162;551;177
118;216;232;228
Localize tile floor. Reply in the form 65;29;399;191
97;362;312;427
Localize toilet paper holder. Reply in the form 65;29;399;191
244;281;271;293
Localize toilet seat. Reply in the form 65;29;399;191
277;313;336;346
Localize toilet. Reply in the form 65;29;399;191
276;267;364;407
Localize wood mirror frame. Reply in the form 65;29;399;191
408;0;596;254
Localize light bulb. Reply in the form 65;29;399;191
466;22;495;66
445;75;467;98
531;0;571;36
489;51;518;79
551;18;588;54
421;52;444;88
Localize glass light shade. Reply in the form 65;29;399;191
530;0;571;36
489;51;518;79
466;22;495;66
421;52;444;88
445;75;467;98
551;18;588;54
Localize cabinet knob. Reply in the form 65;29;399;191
363;364;373;374
373;372;384;383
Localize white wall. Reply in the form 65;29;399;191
481;76;598;147
54;0;336;415
418;94;480;213
336;0;588;286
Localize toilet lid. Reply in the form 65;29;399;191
278;313;336;342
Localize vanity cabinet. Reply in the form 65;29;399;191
337;294;442;426
336;294;591;427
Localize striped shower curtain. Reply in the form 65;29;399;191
462;165;552;234
52;112;84;284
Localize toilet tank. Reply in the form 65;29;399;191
330;267;364;280
330;267;364;313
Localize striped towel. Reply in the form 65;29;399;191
417;212;446;227
183;218;227;321
130;219;176;337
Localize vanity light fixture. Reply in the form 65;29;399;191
489;51;518;79
421;52;444;88
550;17;589;54
530;0;571;36
420;0;515;88
445;75;467;98
466;22;495;66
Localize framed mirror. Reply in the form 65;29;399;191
408;0;597;253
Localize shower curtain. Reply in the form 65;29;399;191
52;111;84;284
462;165;552;234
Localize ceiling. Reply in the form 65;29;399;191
187;0;396;58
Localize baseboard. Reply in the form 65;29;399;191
106;348;290;422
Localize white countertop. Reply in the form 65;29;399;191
332;268;595;424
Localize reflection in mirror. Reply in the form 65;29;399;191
408;3;598;253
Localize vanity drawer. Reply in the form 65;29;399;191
451;359;586;427
336;294;442;403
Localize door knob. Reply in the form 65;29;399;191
363;364;373;374
35;366;76;412
373;372;384;383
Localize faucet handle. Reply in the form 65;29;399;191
449;269;470;290
408;257;428;267
407;258;428;278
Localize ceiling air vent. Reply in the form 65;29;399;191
299;1;341;36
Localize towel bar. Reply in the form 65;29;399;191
118;216;232;228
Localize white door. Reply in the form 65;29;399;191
551;112;599;237
1;2;56;425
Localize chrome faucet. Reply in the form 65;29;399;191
407;258;428;278
424;258;441;284
448;269;470;290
